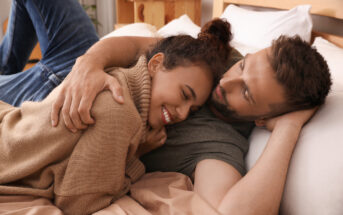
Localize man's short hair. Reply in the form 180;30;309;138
268;35;332;112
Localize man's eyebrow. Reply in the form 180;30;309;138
243;54;250;65
246;84;256;104
242;54;256;104
239;54;249;70
186;85;197;100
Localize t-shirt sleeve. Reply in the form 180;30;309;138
141;141;247;178
141;106;255;178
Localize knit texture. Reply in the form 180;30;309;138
0;56;151;215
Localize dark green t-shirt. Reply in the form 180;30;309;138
141;49;255;177
141;105;254;177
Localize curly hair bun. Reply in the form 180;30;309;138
198;18;232;45
145;18;233;85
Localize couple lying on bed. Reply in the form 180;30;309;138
0;0;331;214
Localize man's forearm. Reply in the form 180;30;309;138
50;36;159;131
217;123;302;215
82;36;158;69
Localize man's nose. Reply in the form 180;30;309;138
219;76;241;92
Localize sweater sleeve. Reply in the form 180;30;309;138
53;90;144;215
0;99;81;186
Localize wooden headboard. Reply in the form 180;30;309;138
212;0;343;48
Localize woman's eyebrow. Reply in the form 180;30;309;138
186;85;197;100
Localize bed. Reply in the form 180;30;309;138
1;1;343;214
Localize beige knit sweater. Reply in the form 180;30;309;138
0;57;151;215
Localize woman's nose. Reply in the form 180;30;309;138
176;103;191;121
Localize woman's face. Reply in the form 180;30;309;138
148;53;213;129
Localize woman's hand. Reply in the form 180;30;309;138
50;54;125;132
256;107;319;132
136;127;167;157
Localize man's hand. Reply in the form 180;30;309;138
255;107;318;131
50;54;125;132
136;127;167;157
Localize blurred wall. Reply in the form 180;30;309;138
0;0;11;41
201;0;213;26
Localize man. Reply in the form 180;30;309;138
0;0;331;214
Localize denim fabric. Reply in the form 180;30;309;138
0;0;99;106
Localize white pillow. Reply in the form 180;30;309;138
157;14;201;38
246;91;343;215
313;37;343;92
101;23;158;39
229;41;260;56
221;4;313;51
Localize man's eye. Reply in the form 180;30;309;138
240;58;245;70
239;61;244;70
243;88;249;100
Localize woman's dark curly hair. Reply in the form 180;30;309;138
269;35;332;112
146;18;232;85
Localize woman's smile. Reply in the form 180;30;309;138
161;106;173;125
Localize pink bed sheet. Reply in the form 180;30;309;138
0;172;220;215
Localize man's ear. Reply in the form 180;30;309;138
254;119;266;127
147;53;164;77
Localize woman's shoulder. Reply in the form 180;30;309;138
92;84;137;118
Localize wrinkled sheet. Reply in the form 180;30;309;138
0;172;220;215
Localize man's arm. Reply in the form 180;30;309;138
217;109;316;215
194;159;242;208
50;36;159;132
193;108;316;215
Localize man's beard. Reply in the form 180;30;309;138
210;97;256;122
210;97;242;121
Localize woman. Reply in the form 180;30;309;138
0;19;232;215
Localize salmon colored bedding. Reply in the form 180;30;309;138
0;172;220;215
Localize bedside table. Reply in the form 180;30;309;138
116;0;201;29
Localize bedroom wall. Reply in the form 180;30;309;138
0;0;11;41
95;0;115;37
201;0;213;26
79;0;116;37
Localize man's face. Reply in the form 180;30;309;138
210;48;287;122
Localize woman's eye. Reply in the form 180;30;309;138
190;106;199;113
182;90;189;100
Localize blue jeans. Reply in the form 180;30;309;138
0;0;99;106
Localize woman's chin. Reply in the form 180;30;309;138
148;119;161;129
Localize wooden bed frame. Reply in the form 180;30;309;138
212;0;343;48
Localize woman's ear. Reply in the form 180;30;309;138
147;53;164;77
